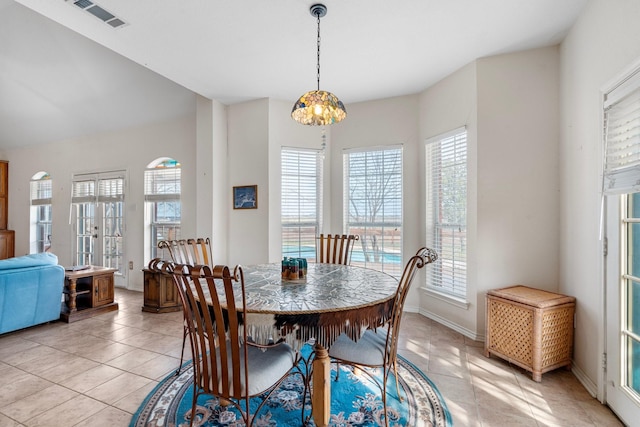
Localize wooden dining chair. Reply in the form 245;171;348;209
157;237;213;267
152;261;305;427
328;247;438;427
156;237;213;374
316;234;359;265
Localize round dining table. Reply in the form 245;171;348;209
225;262;399;427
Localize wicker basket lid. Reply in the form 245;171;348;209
488;285;575;308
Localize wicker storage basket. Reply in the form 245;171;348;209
484;285;575;382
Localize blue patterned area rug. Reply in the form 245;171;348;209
130;345;451;427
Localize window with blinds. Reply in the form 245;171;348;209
71;171;125;272
604;72;640;195
30;172;52;254
281;148;322;260
144;158;181;260
71;175;125;203
344;146;402;277
425;127;467;298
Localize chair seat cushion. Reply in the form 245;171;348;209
245;343;297;395
206;341;297;396
329;328;388;367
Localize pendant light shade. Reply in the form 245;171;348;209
291;90;346;125
291;4;346;126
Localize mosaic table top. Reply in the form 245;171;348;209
234;262;399;314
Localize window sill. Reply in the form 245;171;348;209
421;287;470;310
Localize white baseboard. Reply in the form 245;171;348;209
417;308;484;342
571;362;599;399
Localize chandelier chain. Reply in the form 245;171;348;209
316;11;321;91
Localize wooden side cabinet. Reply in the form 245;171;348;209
0;161;8;231
142;268;181;313
61;266;118;323
0;161;15;259
0;230;15;260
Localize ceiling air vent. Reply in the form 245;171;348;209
73;0;92;8
69;0;127;29
107;18;125;28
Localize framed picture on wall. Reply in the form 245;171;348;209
233;185;258;209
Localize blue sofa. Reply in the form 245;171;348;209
0;253;65;334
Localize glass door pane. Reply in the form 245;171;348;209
75;202;95;266
102;201;124;274
36;205;52;253
625;193;640;397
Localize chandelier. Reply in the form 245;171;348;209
291;4;346;126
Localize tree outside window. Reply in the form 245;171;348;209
344;147;403;277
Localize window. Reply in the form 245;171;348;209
344;146;403;277
71;171;125;274
281;148;323;260
145;158;181;261
425;127;467;298
30;171;52;253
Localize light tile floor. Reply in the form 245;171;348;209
0;289;625;427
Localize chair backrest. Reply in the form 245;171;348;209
316;234;359;265
157;237;213;266
154;260;249;400
386;247;438;361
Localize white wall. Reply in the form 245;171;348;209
560;0;640;398
227;99;270;266
5;115;197;291
418;62;479;334
197;95;229;265
476;46;561;329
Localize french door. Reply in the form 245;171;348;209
605;193;640;424
72;172;126;287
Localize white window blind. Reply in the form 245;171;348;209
281;148;323;260
98;178;124;202
30;173;52;206
343;146;402;277
144;160;181;201
425;127;467;298
71;179;95;203
604;70;640;195
72;172;125;203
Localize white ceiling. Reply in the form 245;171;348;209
1;0;589;150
